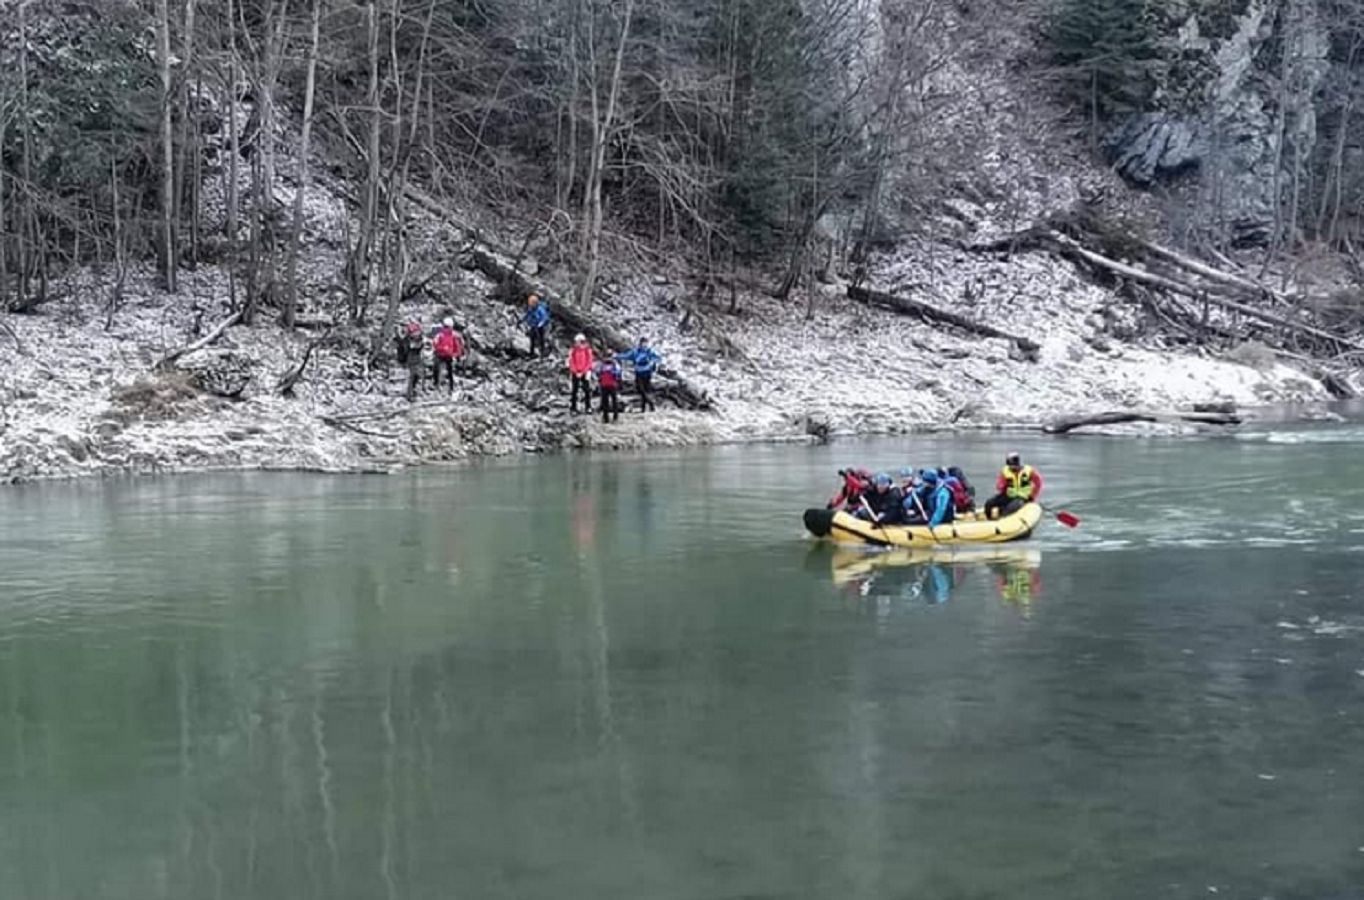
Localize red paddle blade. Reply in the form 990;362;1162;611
1055;510;1080;528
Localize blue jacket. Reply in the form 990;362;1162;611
928;483;955;527
620;346;661;376
524;303;550;330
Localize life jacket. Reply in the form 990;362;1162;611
598;364;621;390
434;328;461;360
1000;464;1036;500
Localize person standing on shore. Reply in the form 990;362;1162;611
431;317;465;395
397;321;425;402
523;293;550;358
596;355;623;423
619;337;661;412
567;333;595;414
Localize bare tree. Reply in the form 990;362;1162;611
576;0;635;309
156;0;178;292
283;0;322;328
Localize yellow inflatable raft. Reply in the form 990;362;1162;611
803;503;1043;547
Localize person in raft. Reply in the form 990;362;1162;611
567;333;595;414
983;451;1043;519
595;355;624;423
431;317;465;395
523;293;550;358
828;468;871;510
857;472;908;525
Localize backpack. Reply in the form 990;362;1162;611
434;329;458;360
599;365;620;390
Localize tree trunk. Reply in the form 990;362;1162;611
0;99;7;308
224;0;240;311
16;0;35;305
174;0;197;271
283;0;322;329
156;0;178;292
349;0;382;324
1043;410;1242;434
576;0;635;309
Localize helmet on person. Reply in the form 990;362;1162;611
948;466;966;480
1005;451;1022;468
898;467;914;479
442;317;454;328
638;336;649;347
574;333;587;343
919;468;939;484
405;322;422;335
873;472;893;488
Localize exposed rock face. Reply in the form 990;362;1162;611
1106;0;1331;245
1107;113;1205;185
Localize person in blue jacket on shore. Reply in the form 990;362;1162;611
523;293;550;358
618;337;661;412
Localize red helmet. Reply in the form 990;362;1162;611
405;322;422;335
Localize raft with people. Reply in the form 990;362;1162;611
804;502;1043;547
805;452;1063;547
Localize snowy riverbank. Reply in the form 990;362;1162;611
0;245;1334;484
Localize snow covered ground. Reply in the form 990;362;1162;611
0;240;1329;484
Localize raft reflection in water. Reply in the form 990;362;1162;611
826;545;1043;615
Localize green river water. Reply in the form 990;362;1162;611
2;425;1364;899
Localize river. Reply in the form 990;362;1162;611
2;425;1363;899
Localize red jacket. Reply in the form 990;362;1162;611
433;327;464;360
568;345;596;376
828;471;869;510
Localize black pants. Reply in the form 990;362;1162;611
984;493;1024;519
405;365;422;402
570;375;592;413
432;356;455;393
636;372;656;411
530;325;548;358
600;388;620;423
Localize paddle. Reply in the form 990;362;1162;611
909;488;942;544
1040;502;1080;528
858;495;887;530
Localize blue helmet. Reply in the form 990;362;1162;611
874;472;893;487
897;467;914;479
919;468;939;484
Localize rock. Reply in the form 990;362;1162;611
1106;113;1204;186
1193;401;1237;414
179;350;254;399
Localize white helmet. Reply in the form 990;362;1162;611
574;333;587;343
443;317;454;328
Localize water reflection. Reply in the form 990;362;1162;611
824;546;1044;615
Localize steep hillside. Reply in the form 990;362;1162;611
0;0;1357;482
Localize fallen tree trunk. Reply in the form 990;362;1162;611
1048;236;1364;353
155;310;244;371
848;284;1041;360
276;332;331;396
1043;409;1243;435
461;248;714;410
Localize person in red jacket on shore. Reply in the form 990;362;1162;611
983;451;1043;519
431;317;465;395
567;333;596;414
